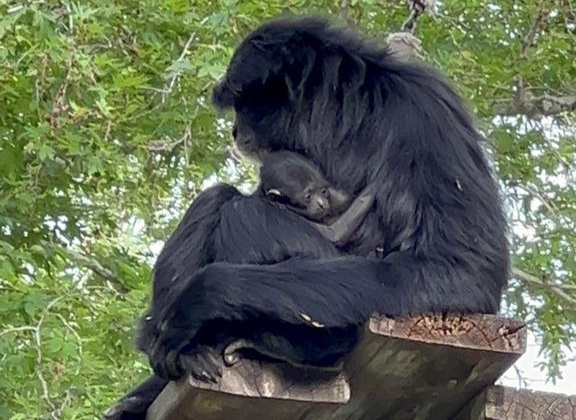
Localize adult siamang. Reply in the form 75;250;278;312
104;15;509;419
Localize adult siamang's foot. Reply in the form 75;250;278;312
222;337;344;372
180;344;223;383
223;339;257;366
150;341;223;383
103;396;148;420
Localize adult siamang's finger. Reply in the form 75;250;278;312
182;346;223;383
151;347;182;381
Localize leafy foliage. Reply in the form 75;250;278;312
0;0;574;417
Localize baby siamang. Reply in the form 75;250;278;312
106;15;509;419
260;151;374;245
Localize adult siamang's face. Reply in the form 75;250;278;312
231;112;262;160
231;92;296;161
213;65;300;161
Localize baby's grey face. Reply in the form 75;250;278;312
297;185;331;222
267;182;331;222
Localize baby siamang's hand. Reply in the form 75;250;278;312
358;183;377;201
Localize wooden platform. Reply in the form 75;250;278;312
147;314;527;420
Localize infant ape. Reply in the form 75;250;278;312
259;151;374;246
223;151;374;368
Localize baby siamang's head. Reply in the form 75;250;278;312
259;151;350;222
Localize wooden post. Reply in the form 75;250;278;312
147;314;526;420
456;386;576;420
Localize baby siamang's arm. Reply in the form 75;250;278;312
310;185;375;245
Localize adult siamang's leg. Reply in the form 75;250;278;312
149;246;506;382
105;184;241;420
146;196;386;381
148;256;384;380
103;375;166;420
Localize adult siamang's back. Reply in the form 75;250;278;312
105;16;509;420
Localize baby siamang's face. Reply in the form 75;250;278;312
267;177;352;222
259;151;352;222
290;183;331;222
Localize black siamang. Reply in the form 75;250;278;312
105;15;508;419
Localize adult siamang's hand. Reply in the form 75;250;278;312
146;323;189;380
147;323;223;382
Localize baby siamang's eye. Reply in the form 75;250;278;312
305;193;311;202
321;188;329;198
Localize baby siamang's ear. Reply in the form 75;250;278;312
266;189;283;198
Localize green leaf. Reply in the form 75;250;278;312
47;337;64;353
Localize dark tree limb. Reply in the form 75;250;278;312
41;241;125;291
512;266;576;305
495;92;576;118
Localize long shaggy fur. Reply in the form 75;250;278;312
106;16;509;419
213;15;509;313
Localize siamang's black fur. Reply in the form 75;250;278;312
105;15;509;419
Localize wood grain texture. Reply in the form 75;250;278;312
147;314;527;420
457;386;576;420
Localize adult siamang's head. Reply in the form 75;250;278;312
212;16;381;160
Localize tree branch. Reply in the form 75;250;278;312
162;32;196;103
338;0;349;22
41;242;126;292
512;266;576;305
520;2;548;58
495;92;576;118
